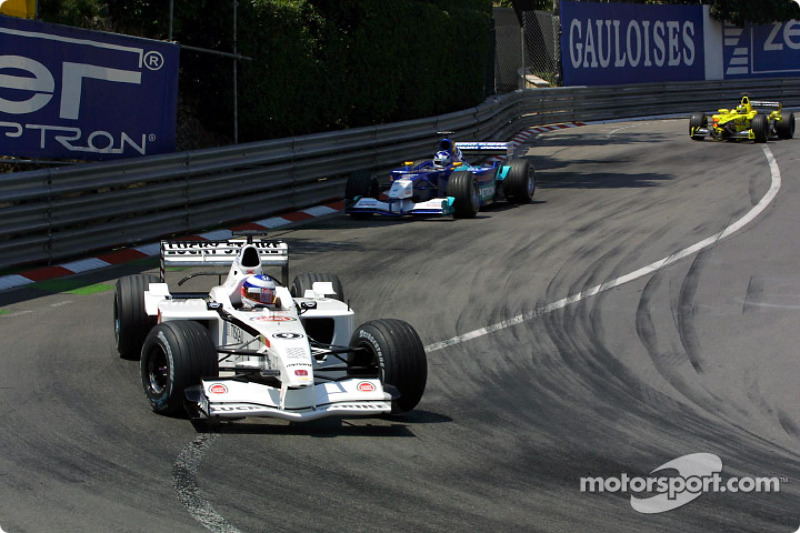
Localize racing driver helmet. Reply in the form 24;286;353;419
433;150;452;168
240;274;278;308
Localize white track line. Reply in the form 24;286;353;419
425;145;781;353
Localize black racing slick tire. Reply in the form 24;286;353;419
348;319;427;413
504;159;535;204
345;171;379;219
776;113;795;140
290;273;345;301
689;112;707;140
448;170;480;219
140;321;219;416
114;274;158;360
751;114;769;143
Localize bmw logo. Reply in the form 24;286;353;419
272;332;304;340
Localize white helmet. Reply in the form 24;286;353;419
240;274;277;308
433;150;452;168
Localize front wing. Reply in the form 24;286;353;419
347;196;454;216
185;378;392;422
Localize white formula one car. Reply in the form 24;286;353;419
113;235;427;423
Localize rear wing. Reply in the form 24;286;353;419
749;100;782;110
455;142;511;158
160;238;289;285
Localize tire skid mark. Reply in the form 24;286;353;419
742;275;764;314
778;411;799;437
675;250;706;374
635;269;720;410
172;433;242;533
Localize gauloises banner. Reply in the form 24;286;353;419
560;0;705;86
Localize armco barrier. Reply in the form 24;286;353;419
2;78;799;271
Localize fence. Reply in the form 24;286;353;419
523;11;560;87
2;78;799;271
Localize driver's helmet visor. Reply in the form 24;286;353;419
243;285;276;305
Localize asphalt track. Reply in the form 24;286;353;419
0;119;798;532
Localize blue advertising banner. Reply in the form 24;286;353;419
560;0;705;86
722;20;800;79
0;16;179;160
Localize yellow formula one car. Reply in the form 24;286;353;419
689;95;795;143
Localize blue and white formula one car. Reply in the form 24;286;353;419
113;235;427;423
345;136;535;219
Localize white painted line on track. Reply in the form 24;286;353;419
425;145;782;353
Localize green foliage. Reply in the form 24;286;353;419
37;0;107;29
704;0;800;26
37;0;492;142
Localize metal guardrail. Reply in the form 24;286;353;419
2;77;799;271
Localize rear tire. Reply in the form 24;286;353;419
448;171;479;219
776;113;795;140
348;319;427;413
114;274;158;360
290;273;344;301
689;112;707;140
752;114;769;143
140;321;219;416
504;159;535;203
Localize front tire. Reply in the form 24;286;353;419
140;321;219;416
114;274;158;360
348;319;427;413
345;172;379;219
504;159;535;203
448;171;479;219
689;112;707;140
751;114;769;143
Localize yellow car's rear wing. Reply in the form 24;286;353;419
749;100;782;110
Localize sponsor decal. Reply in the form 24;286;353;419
163;240;286;257
272;332;304;340
215;405;260;412
249;315;295;322
357;381;375;393
227;323;244;343
580;453;783;514
0;16;179;160
417;200;446;210
209;383;228;395
560;0;704;85
722;18;800;79
294;369;308;377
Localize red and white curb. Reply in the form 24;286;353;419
0;201;344;292
488;121;586;161
0;122;589;293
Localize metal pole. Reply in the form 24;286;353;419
169;0;174;41
520;14;525;90
233;0;239;144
